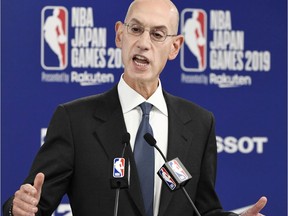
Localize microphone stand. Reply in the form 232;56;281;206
180;186;201;216
114;183;121;216
113;133;130;216
144;133;202;216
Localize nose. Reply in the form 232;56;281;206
136;30;151;51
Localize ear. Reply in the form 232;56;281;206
115;21;124;48
168;35;184;60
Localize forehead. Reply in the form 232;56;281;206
125;0;176;30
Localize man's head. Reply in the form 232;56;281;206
115;0;184;92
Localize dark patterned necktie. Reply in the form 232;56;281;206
134;102;154;216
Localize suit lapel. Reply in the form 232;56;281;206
92;86;146;216
158;92;193;216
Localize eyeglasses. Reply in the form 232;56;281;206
124;23;177;42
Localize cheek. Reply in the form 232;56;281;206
121;37;135;55
156;48;170;64
154;55;169;73
120;39;131;63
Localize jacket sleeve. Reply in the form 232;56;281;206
195;112;238;216
3;105;74;216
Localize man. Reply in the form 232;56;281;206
3;0;267;215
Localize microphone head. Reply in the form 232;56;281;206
144;133;156;147
122;132;130;144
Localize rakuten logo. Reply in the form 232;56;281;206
217;136;268;154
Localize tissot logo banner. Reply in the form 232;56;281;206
180;9;207;72
41;6;68;70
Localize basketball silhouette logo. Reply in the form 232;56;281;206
181;9;207;72
41;6;68;70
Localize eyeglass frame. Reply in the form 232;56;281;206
123;22;178;42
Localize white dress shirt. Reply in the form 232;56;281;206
117;75;168;216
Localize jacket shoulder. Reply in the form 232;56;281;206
164;91;214;118
60;86;118;112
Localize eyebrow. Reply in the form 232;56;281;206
128;18;168;31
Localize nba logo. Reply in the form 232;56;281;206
158;167;177;190
168;159;189;182
41;6;68;70
180;9;207;72
113;158;125;178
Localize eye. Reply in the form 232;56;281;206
151;29;166;40
129;24;143;35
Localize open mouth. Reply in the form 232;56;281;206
133;54;150;67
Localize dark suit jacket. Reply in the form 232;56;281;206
3;86;237;216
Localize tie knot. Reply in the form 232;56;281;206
140;102;153;116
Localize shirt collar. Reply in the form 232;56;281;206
118;74;168;116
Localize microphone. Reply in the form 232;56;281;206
144;133;167;162
144;133;201;216
121;132;130;157
111;133;130;188
111;133;131;216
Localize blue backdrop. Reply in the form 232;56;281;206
1;0;287;215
